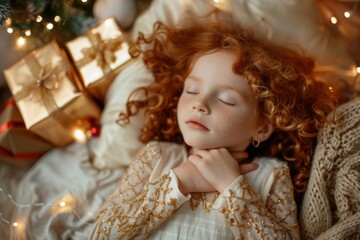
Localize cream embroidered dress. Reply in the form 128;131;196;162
88;141;300;239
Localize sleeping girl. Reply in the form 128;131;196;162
88;20;336;239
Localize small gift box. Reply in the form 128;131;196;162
66;17;134;103
0;98;53;168
4;40;102;147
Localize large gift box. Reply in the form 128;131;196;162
4;40;101;147
0;98;53;168
66;17;134;103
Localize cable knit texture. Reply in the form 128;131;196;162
300;97;360;240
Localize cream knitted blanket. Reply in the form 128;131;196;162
300;97;360;240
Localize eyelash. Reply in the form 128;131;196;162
186;91;235;106
218;99;235;106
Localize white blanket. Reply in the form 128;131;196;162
0;140;125;240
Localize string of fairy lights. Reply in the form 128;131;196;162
211;0;360;81
0;126;98;237
2;0;95;51
317;0;360;81
0;186;93;238
0;187;92;225
0;0;359;237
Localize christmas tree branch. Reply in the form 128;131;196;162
0;0;11;25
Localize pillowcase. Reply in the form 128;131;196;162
91;0;356;169
131;0;356;88
91;60;153;169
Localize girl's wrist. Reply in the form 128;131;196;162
173;165;192;195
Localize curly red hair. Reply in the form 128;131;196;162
118;21;337;202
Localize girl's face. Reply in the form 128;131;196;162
177;50;268;151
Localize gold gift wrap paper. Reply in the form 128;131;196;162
66;17;134;103
4;40;101;147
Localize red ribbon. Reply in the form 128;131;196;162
1;98;42;160
0;147;42;160
0;98;16;113
0;98;25;133
0;121;25;134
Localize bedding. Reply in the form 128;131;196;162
0;0;358;239
91;0;357;169
1;141;125;240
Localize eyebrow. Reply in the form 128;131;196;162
187;75;246;96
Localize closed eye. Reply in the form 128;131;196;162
186;91;198;94
218;98;235;106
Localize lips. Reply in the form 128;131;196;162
185;118;209;131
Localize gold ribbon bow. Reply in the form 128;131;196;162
77;32;123;73
13;53;77;131
14;54;66;114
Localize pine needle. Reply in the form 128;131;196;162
0;0;12;25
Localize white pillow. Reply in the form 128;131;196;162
91;59;153;169
131;0;356;88
91;0;356;169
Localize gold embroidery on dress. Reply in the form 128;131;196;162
94;143;184;240
189;192;220;213
218;167;300;239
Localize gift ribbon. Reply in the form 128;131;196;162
14;54;65;113
0;98;42;160
76;32;123;74
0;98;16;113
13;53;76;130
0;121;25;134
0;147;42;160
0;98;25;134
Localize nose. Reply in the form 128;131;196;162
192;101;210;114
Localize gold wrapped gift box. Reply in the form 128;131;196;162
0;98;53;168
66;17;134;103
4;40;101;147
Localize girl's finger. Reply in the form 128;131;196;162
188;154;202;162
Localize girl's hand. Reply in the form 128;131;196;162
188;148;258;193
173;160;216;195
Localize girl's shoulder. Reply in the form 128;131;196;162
252;157;288;170
145;141;187;153
245;157;289;203
142;141;188;172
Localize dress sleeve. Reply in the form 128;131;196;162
88;142;190;240
215;166;300;239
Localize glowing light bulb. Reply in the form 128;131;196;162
25;30;31;36
12;222;18;227
331;17;337;24
59;201;66;207
104;18;113;27
213;0;220;3
344;11;351;18
16;37;26;47
7;27;13;34
82;0;88;2
36;15;43;22
46;23;54;30
54;16;61;22
73;129;86;142
5;18;12;26
357;67;360;74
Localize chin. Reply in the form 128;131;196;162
183;138;217;149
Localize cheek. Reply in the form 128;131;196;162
213;112;240;130
178;96;191;111
213;109;256;133
177;96;190;119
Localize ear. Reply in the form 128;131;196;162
253;121;274;143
